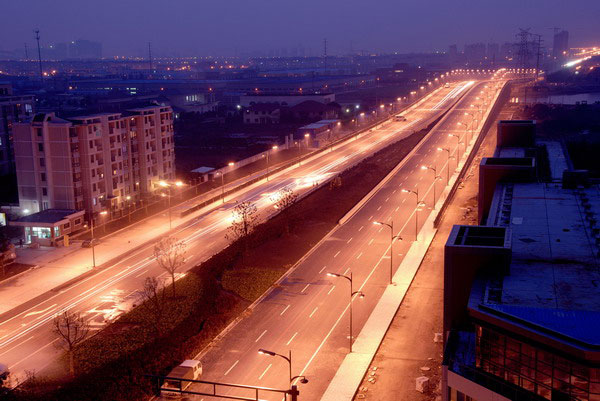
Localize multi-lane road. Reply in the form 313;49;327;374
0;81;476;381
183;78;508;400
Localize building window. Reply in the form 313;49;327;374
38;143;44;152
42;187;47;196
54;226;61;237
39;158;45;167
40;173;46;182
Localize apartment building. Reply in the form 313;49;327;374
442;121;600;401
13;105;175;218
0;83;34;175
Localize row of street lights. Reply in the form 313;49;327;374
251;83;501;392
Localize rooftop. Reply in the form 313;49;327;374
14;209;83;224
471;181;600;348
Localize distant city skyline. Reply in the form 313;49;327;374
1;0;599;57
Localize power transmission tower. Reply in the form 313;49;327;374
34;29;43;82
516;28;531;70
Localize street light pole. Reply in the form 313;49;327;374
421;165;439;209
437;147;453;185
326;272;364;353
90;210;107;269
266;145;278;182
402;188;420;240
448;133;462;162
258;349;308;386
374;221;401;285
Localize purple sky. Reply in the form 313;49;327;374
2;0;599;57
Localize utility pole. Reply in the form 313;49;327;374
148;42;153;71
34;29;43;82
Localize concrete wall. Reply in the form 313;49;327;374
443;225;511;337
497;120;535;148
478;157;536;224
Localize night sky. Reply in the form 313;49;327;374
1;0;599;57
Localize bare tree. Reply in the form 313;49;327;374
271;187;298;235
53;310;90;377
140;276;167;337
225;201;258;253
154;237;186;297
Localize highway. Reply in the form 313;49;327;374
0;80;476;382
183;77;508;401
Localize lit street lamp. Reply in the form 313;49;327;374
159;180;184;229
421;165;440;209
217;162;235;204
326;272;364;352
401;188;422;240
437;147;454;184
88;210;107;269
257;349;308;385
448;133;462;161
265;145;278;182
373;221;402;285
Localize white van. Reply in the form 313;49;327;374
395;115;407;122
161;360;202;397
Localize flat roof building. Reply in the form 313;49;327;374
442;121;600;401
12;105;175;229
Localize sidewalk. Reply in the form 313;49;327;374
319;80;508;401
349;104;517;401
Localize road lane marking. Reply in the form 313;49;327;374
385;197;389;202
358;225;363;232
134;269;149;278
395;206;399;212
309;307;318;318
347;237;353;244
224;360;238;376
23;304;57;319
12;338;59;368
255;329;267;343
286;332;298;345
356;252;363;259
327;285;336;295
301;284;310;293
414;183;418;187
368;215;373;221
402;199;406;204
319;265;327;274
392;190;396;194
259;363;272;380
280;305;291;316
334;251;340;258
368;238;374;245
0;336;36;357
343;267;350;275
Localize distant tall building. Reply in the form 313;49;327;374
553;30;569;59
464;43;486;63
13;105;174;216
486;43;499;62
448;44;458;59
0;84;34;176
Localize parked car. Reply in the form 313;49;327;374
161;360;202;397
